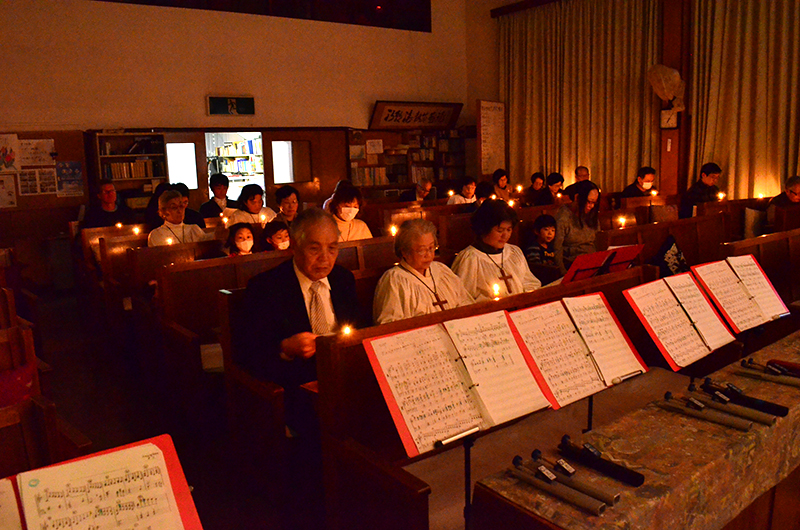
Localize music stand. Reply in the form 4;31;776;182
562;244;644;284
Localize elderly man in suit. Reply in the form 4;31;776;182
243;207;363;429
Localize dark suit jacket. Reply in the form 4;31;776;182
679;181;719;218
242;259;363;391
199;198;240;218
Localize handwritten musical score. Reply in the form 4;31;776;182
692;261;766;333
444;311;550;425
726;255;789;320
664;273;735;352
509;302;605;407
17;443;184;530
365;325;484;456
562;294;645;384
625;280;711;368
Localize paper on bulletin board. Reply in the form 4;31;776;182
0;174;17;208
0;134;20;173
365;139;384;154
18;139;55;166
17;169;39;195
19;168;57;195
55;161;84;197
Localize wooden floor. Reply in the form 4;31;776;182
37;290;325;530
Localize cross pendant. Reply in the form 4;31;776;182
432;292;449;311
498;269;513;294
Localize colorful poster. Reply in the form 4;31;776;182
38;167;57;194
55;161;84;197
0;174;17;208
0;134;20;173
18;139;56;166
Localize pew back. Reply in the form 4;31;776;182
697;198;770;240
98;234;149;285
127;240;225;295
773;204;800;232
80;224;147;267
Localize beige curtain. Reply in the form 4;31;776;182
499;0;660;192
691;0;800;198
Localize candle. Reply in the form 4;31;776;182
133;227;141;235
516;185;523;192
650;190;658;196
618;217;627;228
222;217;228;226
491;194;497;200
556;192;562;198
260;214;267;222
115;222;123;228
757;193;764;199
448;190;454;197
166;238;173;245
219;212;224;217
342;325;352;335
389;225;398;236
508;200;515;207
492;283;500;300
717;192;726;200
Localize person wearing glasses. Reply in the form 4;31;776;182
399;177;435;202
679;162;722;218
452;200;541;301
147;190;213;246
373;219;473;324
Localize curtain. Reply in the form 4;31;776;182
498;0;660;192
691;0;800;199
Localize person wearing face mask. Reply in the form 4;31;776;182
621;167;658;199
227;184;277;229
262;221;291;251
553;180;601;274
147;190;213;247
329;184;372;242
451;200;541;302
225;223;255;256
373;219;473;324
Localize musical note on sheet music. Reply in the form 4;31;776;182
444;311;550;425
562;294;644;384
510;302;606;407
367;325;484;453
726;255;789;320
626;280;710;367
664;273;735;352
17;443;184;530
693;261;766;332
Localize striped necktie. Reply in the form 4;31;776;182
309;281;331;334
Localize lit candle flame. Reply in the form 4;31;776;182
389;225;398;236
493;283;500;298
757;193;764;199
618;217;627;228
260;214;267;221
166;238;173;245
516;185;523;192
491;194;497;200
219;212;224;217
650;190;658;196
508;200;515;207
717;192;726;200
115;222;123;228
448;190;454;196
342;325;352;335
133;227;141;235
222;217;228;226
556;192;562;198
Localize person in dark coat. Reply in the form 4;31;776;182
679;163;722;218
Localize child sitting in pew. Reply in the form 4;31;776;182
225;223;255;256
261;221;290;251
525;214;557;266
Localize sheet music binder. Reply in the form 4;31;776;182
562;245;644;284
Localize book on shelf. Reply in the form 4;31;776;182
1;434;202;530
364;297;646;457
624;272;736;370
691;255;789;334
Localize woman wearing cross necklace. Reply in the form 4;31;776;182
451;200;541;302
373;219;473;324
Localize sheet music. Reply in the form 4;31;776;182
664;273;735;351
444;311;550;425
366;325;484;454
16;443;184;530
726;255;789;320
509;302;606;407
693;261;766;332
562;294;644;383
626;280;710;367
0;478;22;530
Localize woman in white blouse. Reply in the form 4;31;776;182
226;184;276;229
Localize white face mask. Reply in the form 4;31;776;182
339;206;359;222
236;239;254;253
641;181;654;190
276;240;290;250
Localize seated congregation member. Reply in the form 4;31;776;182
768;176;800;208
525;214;557;266
563;166;591;201
262;221;290;251
553;180;600;273
82;180;134;228
329;184;372;242
474;181;495;209
447;176;477;205
492;169;511;202
227;184;276;228
225;223;255;256
145;182;172;230
451;200;541;301
243;208;364;428
199;173;240;218
274;185;300;226
147;190;213;247
373;219;473;324
522;172;546;206
679;162;722;218
322;179;353;212
534;172;564;206
621;167;658;198
172;183;206;228
399;177;434;202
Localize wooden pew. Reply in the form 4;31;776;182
596;213;728;266
697;198;771;240
78;224;147;273
619;193;681;210
314;266;697;530
773;204;800;232
360;199;451;236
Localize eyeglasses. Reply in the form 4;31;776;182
412;245;438;257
